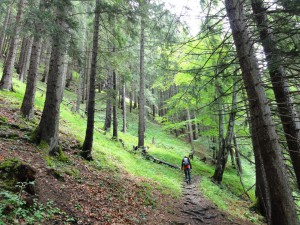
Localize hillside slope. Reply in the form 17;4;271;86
0;76;262;224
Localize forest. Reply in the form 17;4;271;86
0;0;299;224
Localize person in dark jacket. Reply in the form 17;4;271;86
181;156;192;184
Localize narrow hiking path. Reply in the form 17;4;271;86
170;176;257;225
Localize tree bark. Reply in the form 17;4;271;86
233;134;242;174
122;80;126;133
20;36;42;119
112;68;118;139
81;0;100;160
138;15;146;149
216;81;224;159
193;111;199;140
251;0;300;191
34;1;70;155
152;88;155;119
133;91;137;109
65;61;73;88
41;44;51;83
0;0;25;90
129;91;133;113
212;79;238;183
20;37;33;82
186;107;195;153
2;35;10;57
76;68;84;112
225;0;298;223
118;87;122;109
85;46;92;113
251;128;271;220
104;70;112;131
16;38;27;74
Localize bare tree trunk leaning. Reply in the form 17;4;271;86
251;0;300;191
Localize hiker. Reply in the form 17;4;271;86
181;156;192;184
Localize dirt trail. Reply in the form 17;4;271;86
170;176;255;225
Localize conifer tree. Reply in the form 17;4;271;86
34;0;71;155
81;0;101;160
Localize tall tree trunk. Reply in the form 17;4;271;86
0;0;25;90
20;37;33;82
118;87;122;109
193;111;199;140
41;44;51;83
211;137;217;162
85;47;92;114
129;91;133;113
81;71;86;103
76;2;88;112
20;36;42;118
251;0;300;191
76;68;84;112
133;91;137;109
152;88;155;119
225;0;298;223
104;70;112;131
34;1;70;155
112;68;118;139
16;38;27;74
138;15;146;149
76;50;86;113
38;42;45;66
65;61;73;88
233;134;242;174
252;129;271;221
81;0;100;160
212;80;238;183
2;35;10;57
0;7;11;57
122;80;126;133
216;80;224;160
186;107;195;153
229;145;235;167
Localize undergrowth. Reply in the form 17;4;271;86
0;184;74;225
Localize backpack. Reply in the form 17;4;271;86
183;157;189;166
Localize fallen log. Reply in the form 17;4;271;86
146;154;180;170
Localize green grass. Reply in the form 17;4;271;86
0;69;259;222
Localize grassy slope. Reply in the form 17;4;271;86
0;67;260;223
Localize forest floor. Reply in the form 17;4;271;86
0;97;257;224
